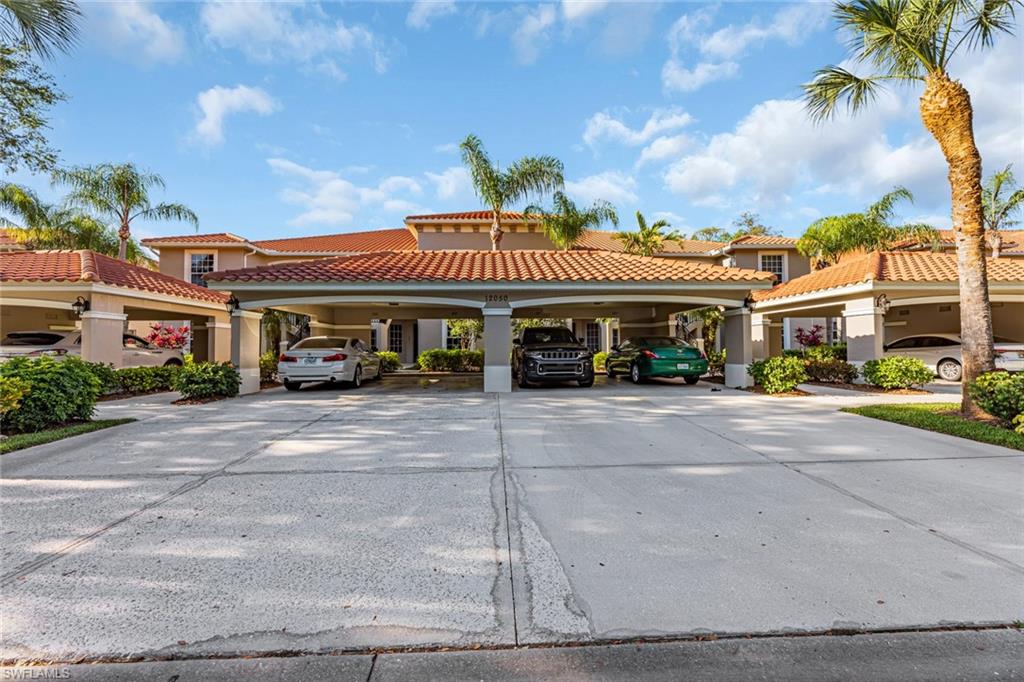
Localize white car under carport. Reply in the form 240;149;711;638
0;330;184;367
884;333;1024;381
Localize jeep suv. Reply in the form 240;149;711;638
512;326;594;388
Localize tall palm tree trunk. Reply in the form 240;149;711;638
117;221;130;260
919;72;994;414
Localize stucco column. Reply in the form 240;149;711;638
80;310;127;368
231;310;262;395
482;307;512;393
751;312;774;360
206;318;232;362
843;296;885;372
722;307;752;388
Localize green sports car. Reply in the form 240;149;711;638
605;336;709;384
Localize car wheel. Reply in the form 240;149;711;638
683;375;700;385
349;364;362;389
517;365;531;389
163;359;182;367
605;363;615;378
283;381;301;391
629;362;644;384
374;361;383;380
937;359;962;382
578;376;594;388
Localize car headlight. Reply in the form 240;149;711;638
524;351;542;359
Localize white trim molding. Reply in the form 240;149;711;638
231;309;263;320
240;294;486;311
80;310;128;321
0;297;73;310
205;321;232;329
481;307;513;317
511;294;747;310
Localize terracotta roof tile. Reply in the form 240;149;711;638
728;235;799;247
573;231;724;255
405;210;538;222
753;251;1024;302
0;250;229;304
207;250;774;285
251;228;416;253
0;228;22;248
140;232;248;245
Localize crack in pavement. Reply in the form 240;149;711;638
1;410;338;587
494;393;520;646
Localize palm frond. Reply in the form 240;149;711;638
134;202;198;227
503;155;564;206
867;185;914;222
803;66;887;120
0;0;81;59
459;134;502;210
956;0;1021;55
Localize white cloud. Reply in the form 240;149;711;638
565;171;638;204
661;3;827;93
433;142;459;154
407;0;457;29
200;2;392;74
652;211;686;227
583;107;694;147
512;4;557;65
636;134;693;167
426;167;471;200
661;60;739;93
94;1;185;63
562;0;609;22
194;85;279;145
268;158;424;226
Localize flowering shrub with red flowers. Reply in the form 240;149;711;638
145;323;190;349
794;324;824;349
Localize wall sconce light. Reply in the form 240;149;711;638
875;294;891;314
227;295;240;313
71;296;90;317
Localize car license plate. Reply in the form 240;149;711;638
303;357;318;365
676;363;689;370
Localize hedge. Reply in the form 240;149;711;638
173;361;241;400
969;371;1024;430
377;351;402;372
747;356;807;394
862;356;934;390
0;356;100;433
417;348;484;372
592;351;608;372
804;358;859;384
259;351;278;384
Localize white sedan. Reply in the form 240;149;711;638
883;333;1024;381
0;330;184;367
278;336;382;390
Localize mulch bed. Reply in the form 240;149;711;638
172;396;229;406
97;390;173;402
806;381;931;395
741;386;813;397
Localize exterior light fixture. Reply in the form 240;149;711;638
227;295;240;312
875;294;891;314
71;296;90;317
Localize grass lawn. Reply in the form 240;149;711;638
0;418;135;455
841;403;1024;452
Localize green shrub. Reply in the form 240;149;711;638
417;348;484;372
0;356;100;433
593;351;608;371
112;366;179;394
747;356;807;394
259;351;278;384
703;349;725;377
862;356;934;389
0;376;30;416
1014;413;1024;435
968;371;1024;428
807;343;847;361
173;361;241;400
377;351;402;372
85;361;120;394
804;358;859;384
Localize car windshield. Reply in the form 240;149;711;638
1;332;66;346
643;337;689;348
522;328;577;344
292;337;348;349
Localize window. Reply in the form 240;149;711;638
446;327;461;349
292;337;348;349
830;318;840;343
522;328;577;344
585;322;600;352
188;253;216;287
759;253;785;282
388;323;403;354
611;327;620;348
886;337;920;350
370;327;378;350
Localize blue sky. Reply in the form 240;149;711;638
12;1;1024;243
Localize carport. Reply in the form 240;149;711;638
750;251;1024;366
205;250;774;393
0;250;232;365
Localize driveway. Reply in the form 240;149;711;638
2;377;1022;662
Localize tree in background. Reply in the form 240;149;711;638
512;318;569;338
982;164;1024;232
56;163;198;261
445;319;484;349
796;187;938;267
615;211;682;256
459;134;563;250
803;0;1020;414
689;226;733;242
524;191;618;251
0;182;149;263
731;211;781;239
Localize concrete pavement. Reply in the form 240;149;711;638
1;377;1022;663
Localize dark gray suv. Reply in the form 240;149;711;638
512;326;594;388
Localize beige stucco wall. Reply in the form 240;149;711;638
0;306;78;335
730;249;810;282
886;302;1024;343
156;246;252;280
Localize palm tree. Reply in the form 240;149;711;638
803;0;1019;414
55;163;198;261
523;191;618;250
982;164;1024;232
0;0;81;59
0;181;149;262
459;134;564;250
797;187;939;266
615;211;682;257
